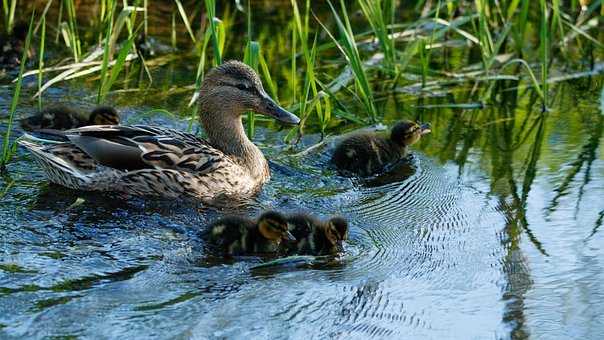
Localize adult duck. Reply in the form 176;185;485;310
19;61;300;203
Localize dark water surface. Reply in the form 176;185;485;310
1;2;604;339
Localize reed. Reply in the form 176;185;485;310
61;0;82;62
1;0;602;141
539;0;549;110
321;0;377;122
37;15;46;110
358;0;395;69
244;40;260;137
2;0;17;34
204;0;222;65
1;12;34;169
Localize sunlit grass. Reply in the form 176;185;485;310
1;0;602;145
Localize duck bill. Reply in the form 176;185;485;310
259;92;300;125
283;231;296;242
420;123;432;135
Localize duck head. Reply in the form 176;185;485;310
258;211;296;243
199;60;300;125
390;120;431;147
324;216;349;251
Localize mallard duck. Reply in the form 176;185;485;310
331;120;431;177
20;105;120;132
18;61;300;202
284;213;348;256
203;211;295;256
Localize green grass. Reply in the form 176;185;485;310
37;15;46;110
320;0;377;122
1;11;35;170
1;0;602;149
2;0;17;34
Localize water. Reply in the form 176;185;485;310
1;3;604;339
2;78;603;339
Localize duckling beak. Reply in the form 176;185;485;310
258;91;300;125
283;231;296;242
420;123;432;135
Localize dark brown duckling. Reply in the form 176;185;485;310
203;211;296;256
284;214;348;256
331;120;431;177
0;23;32;67
20;105;120;132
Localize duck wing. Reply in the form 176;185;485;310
63;125;226;174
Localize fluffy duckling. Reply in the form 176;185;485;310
284;214;349;256
203;211;296;256
20;105;120;132
331;120;431;177
0;23;31;67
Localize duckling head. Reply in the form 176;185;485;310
390;120;431;147
323;217;349;252
199;60;300;125
89;106;120;125
258;211;296;243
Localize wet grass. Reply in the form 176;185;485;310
0;1;602;163
1;11;34;170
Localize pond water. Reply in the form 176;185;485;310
1;2;604;339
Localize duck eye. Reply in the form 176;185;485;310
235;83;251;92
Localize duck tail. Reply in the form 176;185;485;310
18;138;93;189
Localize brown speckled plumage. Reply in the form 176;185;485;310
18;61;299;203
331;120;430;177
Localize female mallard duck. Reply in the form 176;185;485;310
19;61;300;203
331;120;431;177
20;105;120;131
203;211;295;256
284;213;348;256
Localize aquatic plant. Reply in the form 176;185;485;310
1;11;34;170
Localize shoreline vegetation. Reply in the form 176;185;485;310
1;0;603;169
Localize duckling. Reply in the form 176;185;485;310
331;120;431;177
20;105;120;132
203;211;296;256
0;23;31;67
284;214;348;256
18;61;300;202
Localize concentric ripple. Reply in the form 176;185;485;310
2;119;506;339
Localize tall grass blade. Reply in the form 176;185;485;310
37;15;46;110
1;12;34;169
174;0;196;42
319;0;377;121
244;41;260;138
204;0;222;65
358;0;395;68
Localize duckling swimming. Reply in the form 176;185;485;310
203;211;296;256
284;214;348;256
331;120;431;177
20;105;120;132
